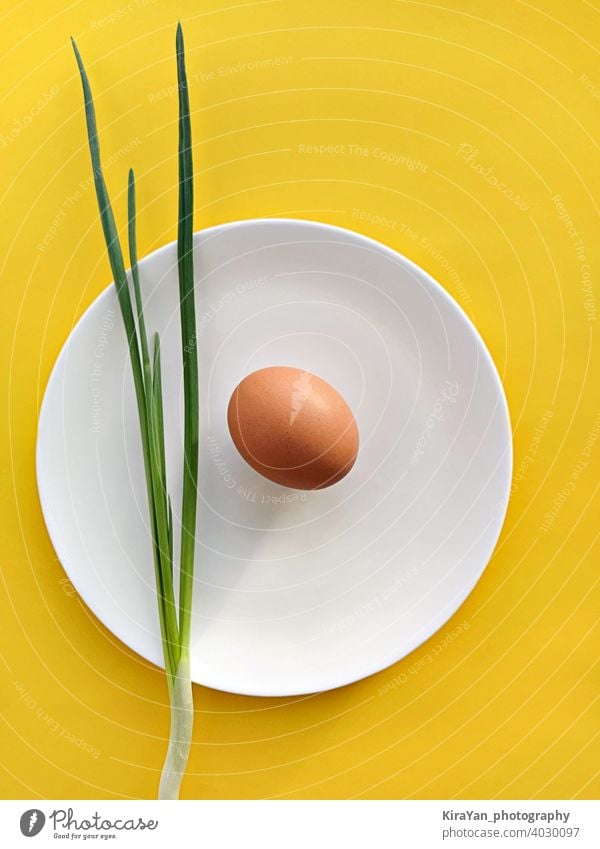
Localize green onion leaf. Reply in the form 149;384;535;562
71;38;176;679
72;24;198;800
128;169;151;388
175;21;199;654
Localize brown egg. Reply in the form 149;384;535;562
227;366;359;490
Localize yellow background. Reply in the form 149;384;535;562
1;0;598;800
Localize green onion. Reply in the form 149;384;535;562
72;23;198;800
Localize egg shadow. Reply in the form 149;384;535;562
193;425;323;633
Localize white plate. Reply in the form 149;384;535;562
36;218;512;696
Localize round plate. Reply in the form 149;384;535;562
36;218;512;696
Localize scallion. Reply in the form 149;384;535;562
72;22;198;801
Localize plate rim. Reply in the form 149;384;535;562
36;216;513;696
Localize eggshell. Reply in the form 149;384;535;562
227;366;359;490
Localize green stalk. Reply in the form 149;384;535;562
127;169;151;388
157;22;198;800
148;333;179;674
71;39;176;681
72;24;199;800
128;170;179;675
175;22;199;653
